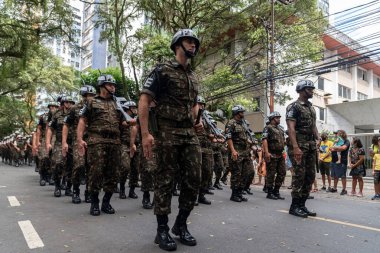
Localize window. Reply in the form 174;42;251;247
357;68;368;82
357;92;368;101
338;84;351;99
377;77;380;88
338;58;351;73
317;77;324;90
75;62;80;68
319;107;325;121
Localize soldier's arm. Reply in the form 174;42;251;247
286;120;298;148
130;125;138;158
139;94;154;159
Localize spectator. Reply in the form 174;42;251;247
371;137;380;200
285;145;294;189
348;138;366;197
329;130;350;195
369;135;380;158
319;133;333;191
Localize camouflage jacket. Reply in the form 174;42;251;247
262;124;285;154
225;118;250;151
79;95;122;145
64;101;83;141
141;59;199;145
49;108;72;144
286;99;316;142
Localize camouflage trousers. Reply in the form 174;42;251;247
72;142;87;187
200;150;213;191
229;150;254;190
87;143;120;193
51;142;72;184
213;151;224;184
139;147;155;192
38;139;50;178
288;142;316;199
129;150;140;187
266;156;286;189
119;144;131;183
154;143;201;215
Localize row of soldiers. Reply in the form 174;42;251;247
0;132;34;167
1;28;319;252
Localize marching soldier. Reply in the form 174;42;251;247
262;111;286;200
139;29;202;251
286;80;320;218
77;74;128;216
46;96;75;197
63;85;96;204
225;105;254;202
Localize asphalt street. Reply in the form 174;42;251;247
1;163;380;253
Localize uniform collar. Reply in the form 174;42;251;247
297;99;312;106
170;59;192;71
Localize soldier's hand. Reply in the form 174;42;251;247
293;147;303;165
127;118;137;126
232;150;239;161
37;142;41;148
142;134;155;159
77;140;87;157
265;152;271;162
194;122;203;134
46;143;52;153
130;144;137;158
62;143;68;157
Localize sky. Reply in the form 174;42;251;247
328;0;380;47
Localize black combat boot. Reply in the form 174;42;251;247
119;183;127;199
39;174;46;186
213;183;223;190
72;185;81;204
266;187;278;200
204;188;214;195
230;189;242;202
129;186;138;199
65;182;73;196
238;188;248;202
198;191;211;205
142;191;153;209
245;188;253;195
90;192;100;216
300;196;316;216
289;198;308;218
101;192;115;214
54;181;61;197
171;209;197;246
155;215;177;251
273;187;285;200
84;189;91;203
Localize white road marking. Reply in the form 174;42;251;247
8;196;20;207
18;220;44;249
0;185;7;188
277;210;380;232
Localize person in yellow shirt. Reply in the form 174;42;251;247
319;133;333;191
372;140;380;200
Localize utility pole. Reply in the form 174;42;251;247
269;0;275;113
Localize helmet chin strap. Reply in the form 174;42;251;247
104;85;115;97
181;43;196;58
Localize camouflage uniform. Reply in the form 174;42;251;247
262;124;286;196
212;142;225;187
80;95;122;194
49;108;73;192
196;121;214;202
286;100;317;199
225;119;254;195
141;59;201;216
119;124;131;194
64;101;91;201
37;114;50;183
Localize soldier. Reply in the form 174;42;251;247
63;85;96;204
212;133;225;190
139;29;202;251
25;135;33;166
130;101;155;209
46;96;75;197
13;134;25;167
196;98;214;205
118;101;135;200
225;105;254;202
126;100;140;199
262;111;286;200
286;80;320;218
77;74;128;216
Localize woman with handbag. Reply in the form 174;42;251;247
349;138;366;197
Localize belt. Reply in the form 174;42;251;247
157;118;193;128
90;132;119;140
296;134;314;141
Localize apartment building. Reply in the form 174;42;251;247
275;27;380;134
